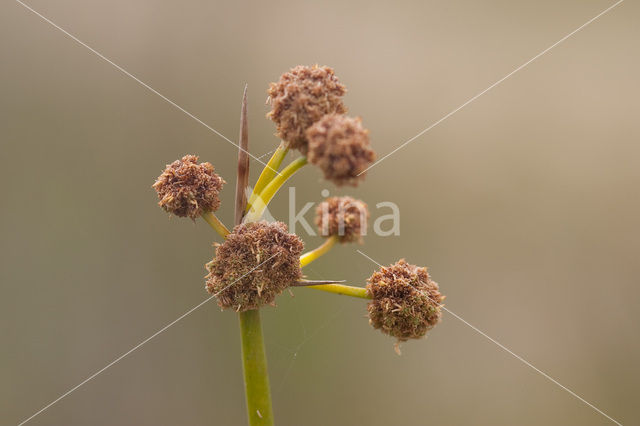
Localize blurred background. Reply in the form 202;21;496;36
1;0;638;424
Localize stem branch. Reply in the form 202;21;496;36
201;211;230;237
246;142;289;213
304;283;370;299
244;157;308;222
300;236;338;267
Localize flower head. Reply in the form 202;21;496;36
205;221;304;311
153;155;225;219
315;196;369;243
267;65;347;154
366;259;444;341
306;114;376;186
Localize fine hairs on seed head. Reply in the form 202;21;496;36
153;155;225;219
306;114;376;186
315;196;369;243
267;65;347;154
366;259;444;342
205;221;304;311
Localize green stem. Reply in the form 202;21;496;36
304;283;370;299
239;309;274;426
244;157;308;222
246;142;289;213
300;235;338;267
201;211;230;238
233;88;274;426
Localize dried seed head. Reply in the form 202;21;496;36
267;65;347;154
366;259;444;342
205;221;304;311
153;155;225;219
306;114;376;186
315;196;369;243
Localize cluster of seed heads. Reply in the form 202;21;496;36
268;65;376;186
153;65;445;344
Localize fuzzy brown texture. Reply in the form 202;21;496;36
153;155;225;219
306;114;376;186
205;221;304;311
315;196;369;243
366;259;444;342
267;65;347;154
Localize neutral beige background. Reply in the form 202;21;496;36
1;0;638;425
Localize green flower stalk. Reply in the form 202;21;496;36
244;156;308;223
246;141;289;213
303;282;369;298
299;235;338;267
201;211;230;238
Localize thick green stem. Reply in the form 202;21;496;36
233;88;274;426
239;309;274;426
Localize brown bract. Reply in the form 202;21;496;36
315;196;369;243
267;65;347;154
306;114;376;186
205;221;304;312
153;155;225;219
366;259;444;342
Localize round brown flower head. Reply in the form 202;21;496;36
315;196;369;243
153;155;225;219
205;221;304;312
366;259;444;342
267;65;347;154
306;114;376;186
